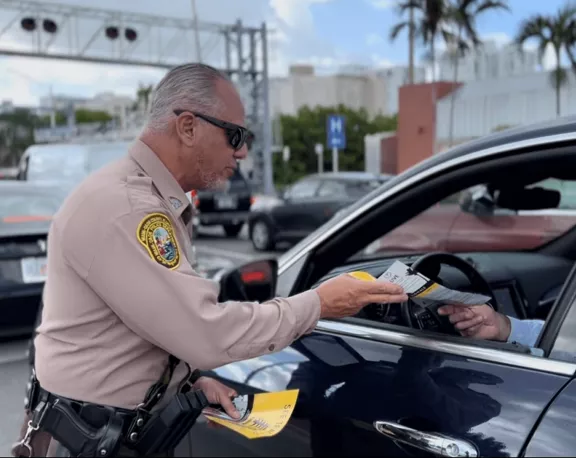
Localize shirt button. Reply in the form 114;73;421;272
268;344;275;352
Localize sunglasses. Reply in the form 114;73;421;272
173;109;254;151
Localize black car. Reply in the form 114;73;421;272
189;168;253;238
248;172;392;251
0;181;67;338
179;115;576;457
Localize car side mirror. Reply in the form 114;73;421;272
218;258;278;303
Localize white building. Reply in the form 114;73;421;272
435;70;576;149
270;64;427;120
269;65;388;120
437;40;539;82
39;92;135;124
377;65;426;114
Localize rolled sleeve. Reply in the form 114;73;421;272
84;207;321;370
507;317;545;348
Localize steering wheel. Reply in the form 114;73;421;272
400;252;498;335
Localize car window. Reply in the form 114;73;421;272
286;180;320;199
357;178;576;258
317;181;347;198
86;144;128;172
534;178;576;209
0;193;63;219
27;148;87;182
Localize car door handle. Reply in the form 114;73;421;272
374;421;478;457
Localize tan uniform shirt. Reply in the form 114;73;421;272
34;140;321;409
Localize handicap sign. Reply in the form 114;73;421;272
326;114;346;150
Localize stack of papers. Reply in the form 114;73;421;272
203;389;299;439
379;261;490;306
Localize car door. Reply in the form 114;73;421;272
187;315;575;457
273;178;322;235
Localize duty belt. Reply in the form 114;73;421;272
18;355;208;457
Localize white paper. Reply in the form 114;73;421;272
378;261;490;306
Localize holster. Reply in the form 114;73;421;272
20;355;207;457
129;390;209;455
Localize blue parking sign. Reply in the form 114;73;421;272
327;114;346;149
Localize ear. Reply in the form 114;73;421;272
175;112;196;147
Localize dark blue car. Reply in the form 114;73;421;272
181;115;576;457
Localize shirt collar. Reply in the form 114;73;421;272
128;139;191;220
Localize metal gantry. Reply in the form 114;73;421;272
0;0;274;194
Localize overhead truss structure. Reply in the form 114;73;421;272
0;0;274;194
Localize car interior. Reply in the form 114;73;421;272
287;144;576;360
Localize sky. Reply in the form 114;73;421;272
0;0;568;106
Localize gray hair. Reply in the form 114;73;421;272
146;63;230;132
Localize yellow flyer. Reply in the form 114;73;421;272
202;389;299;439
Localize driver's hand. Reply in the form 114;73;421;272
438;304;511;341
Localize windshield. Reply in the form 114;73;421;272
0;193;63;220
353;178;576;259
26;147;87;182
86;143;129;172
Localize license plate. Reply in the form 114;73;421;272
21;257;48;284
215;196;237;209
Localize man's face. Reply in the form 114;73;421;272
187;79;248;190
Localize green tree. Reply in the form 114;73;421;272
515;4;576;116
272;105;397;187
137;83;154;112
75;109;112;124
389;1;418;84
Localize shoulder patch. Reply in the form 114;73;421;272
137;213;180;269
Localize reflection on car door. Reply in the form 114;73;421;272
186;329;570;457
446;207;554;252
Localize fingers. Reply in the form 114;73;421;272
461;323;483;337
453;314;484;331
217;392;241;419
368;293;409;304
438;305;457;316
365;280;405;295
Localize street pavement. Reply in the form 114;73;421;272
0;223;283;455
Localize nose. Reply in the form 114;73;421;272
234;143;249;160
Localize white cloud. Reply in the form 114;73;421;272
0;0;338;105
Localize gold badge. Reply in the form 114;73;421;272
137;213;180;269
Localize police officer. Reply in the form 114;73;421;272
12;63;408;457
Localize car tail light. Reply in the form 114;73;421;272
3;215;52;223
250;196;256;206
189;190;199;208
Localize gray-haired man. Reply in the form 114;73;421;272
13;63;407;457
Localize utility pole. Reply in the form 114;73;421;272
190;0;202;62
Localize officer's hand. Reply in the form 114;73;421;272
194;376;241;420
438;304;511;341
315;273;408;319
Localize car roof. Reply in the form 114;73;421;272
437;114;576;163
305;172;393;181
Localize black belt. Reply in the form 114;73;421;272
18;356;208;457
32;387;138;435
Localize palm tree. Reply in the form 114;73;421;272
390;0;454;154
137;83;154;113
515;4;576;116
389;1;418;84
390;0;453;84
445;0;510;147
